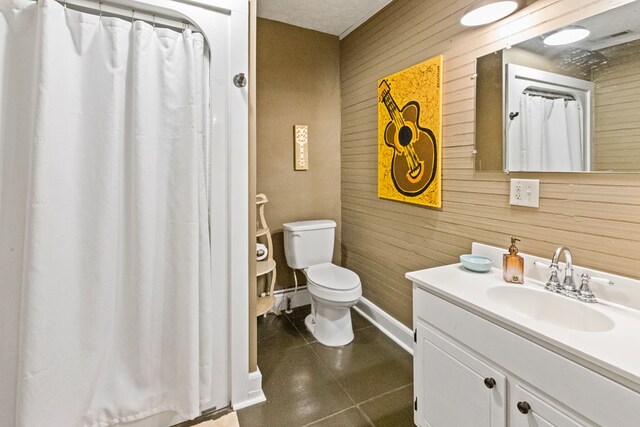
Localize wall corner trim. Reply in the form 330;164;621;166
232;368;266;411
354;297;414;355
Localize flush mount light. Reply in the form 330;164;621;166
543;26;591;46
461;0;519;26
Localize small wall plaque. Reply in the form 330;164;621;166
294;124;309;171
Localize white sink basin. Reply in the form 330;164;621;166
487;286;615;332
407;252;640;393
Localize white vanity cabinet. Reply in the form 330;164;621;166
415;317;581;427
415;322;506;426
411;280;640;427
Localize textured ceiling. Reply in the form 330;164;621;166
257;0;393;39
517;1;640;54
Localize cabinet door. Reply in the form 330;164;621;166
415;322;506;427
510;384;584;427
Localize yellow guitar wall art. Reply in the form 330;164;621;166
377;55;442;208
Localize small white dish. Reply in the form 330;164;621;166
460;254;493;273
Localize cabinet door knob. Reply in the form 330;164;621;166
517;401;531;414
483;378;496;389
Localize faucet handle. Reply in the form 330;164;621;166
541;262;562;293
535;261;564;292
577;273;597;303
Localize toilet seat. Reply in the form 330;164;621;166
306;263;362;302
306;263;360;290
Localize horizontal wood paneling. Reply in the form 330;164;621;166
340;0;640;327
593;38;640;171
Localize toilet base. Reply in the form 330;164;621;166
305;305;355;347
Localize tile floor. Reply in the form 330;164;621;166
237;305;414;427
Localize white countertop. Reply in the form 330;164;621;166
406;244;640;393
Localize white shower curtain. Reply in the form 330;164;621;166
0;0;213;425
517;94;584;171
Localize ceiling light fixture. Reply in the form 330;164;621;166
543;26;591;46
460;0;519;27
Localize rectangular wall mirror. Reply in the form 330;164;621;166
475;0;640;173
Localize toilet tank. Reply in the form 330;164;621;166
283;220;336;269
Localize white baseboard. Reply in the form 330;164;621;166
271;291;413;355
354;297;413;355
232;368;266;410
271;287;310;313
233;289;309;411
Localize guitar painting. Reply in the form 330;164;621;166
377;56;442;207
378;79;436;196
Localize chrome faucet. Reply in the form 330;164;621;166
550;246;578;297
537;246;615;303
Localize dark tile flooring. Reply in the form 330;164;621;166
238;305;414;427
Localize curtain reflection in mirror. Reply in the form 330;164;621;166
516;94;584;171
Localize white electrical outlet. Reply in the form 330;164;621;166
509;179;540;208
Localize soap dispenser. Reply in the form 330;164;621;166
503;236;524;284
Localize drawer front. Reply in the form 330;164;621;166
510;384;583;427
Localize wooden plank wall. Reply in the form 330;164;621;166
593;38;640;171
340;0;640;327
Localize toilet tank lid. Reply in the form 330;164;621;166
283;219;336;232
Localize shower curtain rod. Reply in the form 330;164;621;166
33;0;195;31
523;87;576;101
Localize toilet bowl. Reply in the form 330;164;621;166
304;263;362;346
283;220;362;347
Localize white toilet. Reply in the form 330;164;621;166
283;220;362;347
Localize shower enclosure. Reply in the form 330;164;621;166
0;0;249;425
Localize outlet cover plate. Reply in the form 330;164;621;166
510;179;540;208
